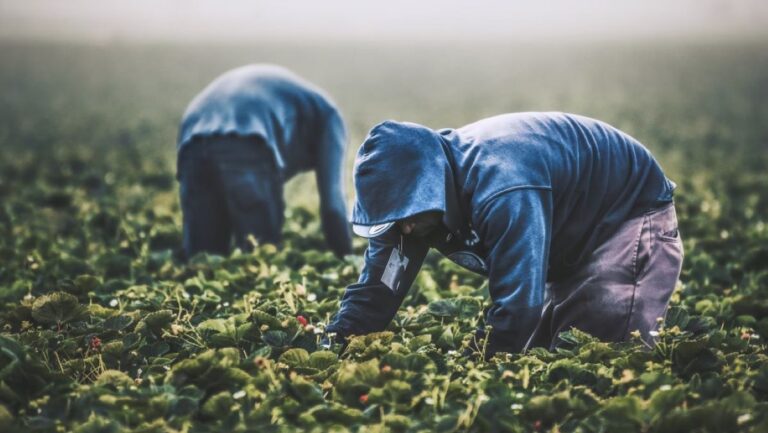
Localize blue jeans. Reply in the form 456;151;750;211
177;135;284;258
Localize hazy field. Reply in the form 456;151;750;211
1;40;767;432
2;40;766;204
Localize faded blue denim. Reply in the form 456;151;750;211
328;112;680;353
178;136;283;257
177;64;352;257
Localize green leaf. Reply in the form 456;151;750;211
454;296;482;319
201;391;235;420
74;274;102;293
136;309;174;335
71;413;122;433
287;375;325;405
262;330;290;348
649;386;686;415
337;358;380;390
122;333;141;349
139;341;170;357
0;404;13;431
103;315;134;331
407;334;432;352
427;299;459;318
403;353;436;373
31;292;85;326
94;370;134;388
521;391;574;424
279;348;310;367
308;351;339;371
311;403;364;424
197;318;231;334
596;396;644;430
251;310;283;329
664;306;691;329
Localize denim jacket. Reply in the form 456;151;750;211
178;64;351;256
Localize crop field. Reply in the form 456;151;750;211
0;40;767;432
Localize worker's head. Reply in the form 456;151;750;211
350;120;457;239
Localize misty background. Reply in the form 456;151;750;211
1;0;767;211
2;0;768;43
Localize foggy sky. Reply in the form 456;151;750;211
1;0;767;43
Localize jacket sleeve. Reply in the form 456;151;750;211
314;109;353;257
475;187;553;353
326;229;429;337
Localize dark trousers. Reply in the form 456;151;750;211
526;202;684;349
177;135;284;259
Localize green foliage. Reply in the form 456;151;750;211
0;41;767;432
30;292;85;326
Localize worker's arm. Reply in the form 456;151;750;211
475;187;553;353
315;109;353;257
326;228;430;338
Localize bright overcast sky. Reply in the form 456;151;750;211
1;0;767;43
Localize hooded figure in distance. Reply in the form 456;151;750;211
326;112;683;355
177;64;352;259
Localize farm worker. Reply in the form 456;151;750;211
176;64;352;259
326;112;683;355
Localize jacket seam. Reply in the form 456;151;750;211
630;214;646;282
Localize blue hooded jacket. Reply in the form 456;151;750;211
327;112;675;352
178;64;351;256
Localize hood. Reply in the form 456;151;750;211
350;120;464;235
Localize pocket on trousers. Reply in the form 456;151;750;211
658;228;681;243
648;204;680;244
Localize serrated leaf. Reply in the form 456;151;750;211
31;292;85;326
262;330;290;348
197;318;230;334
103;315;134;331
279;348;310;367
427;299;459;318
308;351;338;370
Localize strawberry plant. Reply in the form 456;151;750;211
1;41;767;432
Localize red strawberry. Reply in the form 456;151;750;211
296;315;308;326
359;394;369;404
90;336;102;351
